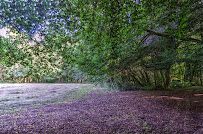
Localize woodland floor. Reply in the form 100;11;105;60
0;84;202;134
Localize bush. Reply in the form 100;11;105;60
45;78;58;83
169;80;191;89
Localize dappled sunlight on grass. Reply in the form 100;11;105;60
143;96;184;100
0;83;94;111
193;94;203;97
192;101;200;103
169;97;184;100
0;85;202;133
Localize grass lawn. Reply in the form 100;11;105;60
0;84;202;133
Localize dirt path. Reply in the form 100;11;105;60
0;84;202;133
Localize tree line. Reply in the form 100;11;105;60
0;0;202;90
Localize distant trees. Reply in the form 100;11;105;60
0;29;86;83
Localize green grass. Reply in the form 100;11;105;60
66;87;96;101
0;84;103;112
0;98;14;102
25;96;37;99
171;86;203;91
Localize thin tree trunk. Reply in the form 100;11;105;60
165;68;171;88
128;69;144;87
144;70;150;85
139;70;147;86
154;71;157;87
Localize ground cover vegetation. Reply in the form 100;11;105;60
0;84;202;133
0;0;202;88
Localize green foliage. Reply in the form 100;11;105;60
169;80;191;89
66;87;96;101
0;36;26;66
0;0;202;90
0;0;58;36
63;0;202;89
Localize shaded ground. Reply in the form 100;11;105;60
0;84;202;133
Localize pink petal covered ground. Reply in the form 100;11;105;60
0;89;202;133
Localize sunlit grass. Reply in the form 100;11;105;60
66;87;96;101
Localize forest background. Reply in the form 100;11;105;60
0;0;202;90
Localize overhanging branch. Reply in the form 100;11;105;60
146;29;201;43
0;14;35;41
146;30;172;39
0;14;56;49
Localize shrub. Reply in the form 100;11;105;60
169;80;191;89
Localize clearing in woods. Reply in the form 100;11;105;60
0;84;202;133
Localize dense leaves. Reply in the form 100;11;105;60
0;0;59;36
0;0;202;89
60;0;202;89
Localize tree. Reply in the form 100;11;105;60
0;0;202;89
61;0;202;89
0;0;59;36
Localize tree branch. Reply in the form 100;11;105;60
146;29;201;43
146;30;173;39
0;14;55;50
0;14;35;41
139;33;151;45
